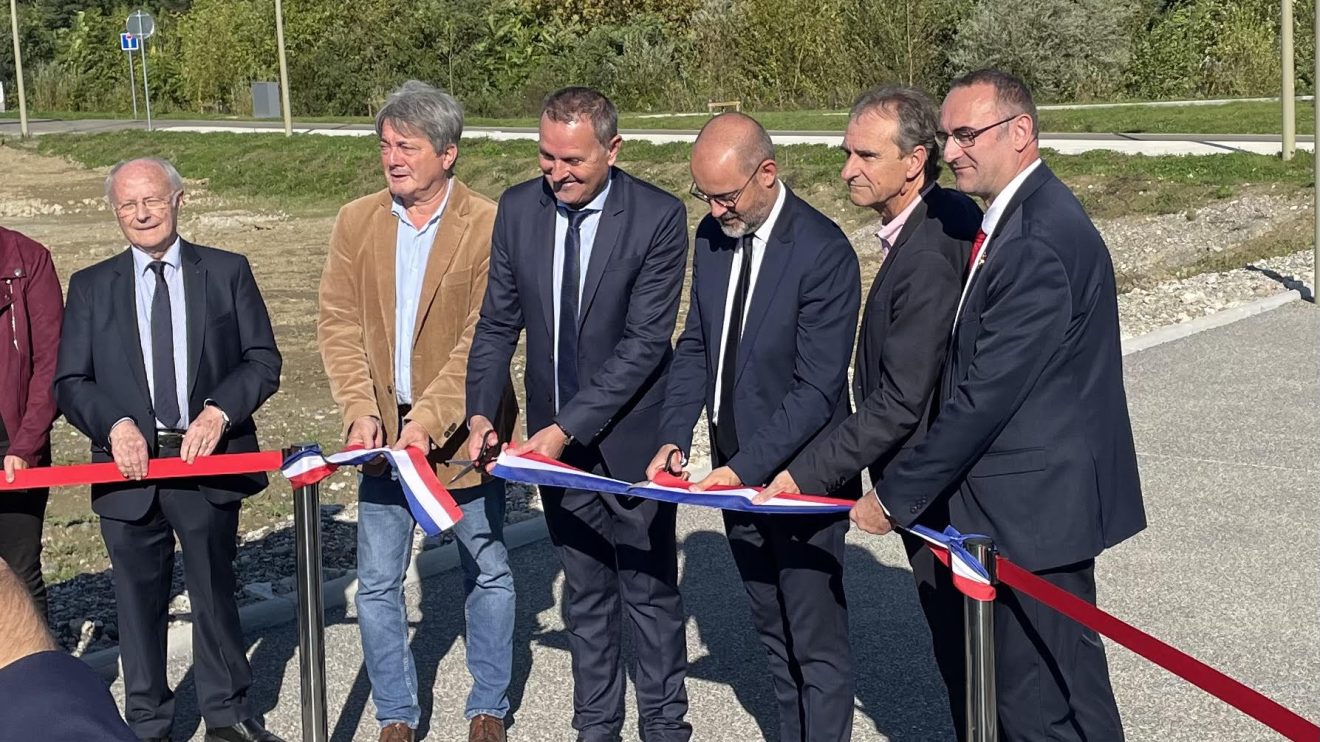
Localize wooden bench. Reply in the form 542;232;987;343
707;100;742;114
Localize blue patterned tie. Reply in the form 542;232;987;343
557;208;591;408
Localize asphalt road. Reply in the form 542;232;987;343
101;301;1320;740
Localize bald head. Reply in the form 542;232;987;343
690;112;780;238
693;112;775;173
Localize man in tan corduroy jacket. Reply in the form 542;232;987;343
316;80;517;742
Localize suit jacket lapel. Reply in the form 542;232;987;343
372;196;398;375
180;241;206;397
536;186;558;341
410;181;469;348
578;174;625;324
735;189;794;381
871;196;929;294
111;251;150;399
705;231;735;370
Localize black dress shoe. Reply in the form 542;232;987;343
204;718;285;742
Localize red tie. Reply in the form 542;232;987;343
968;229;987;273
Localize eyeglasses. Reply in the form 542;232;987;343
936;115;1019;149
113;194;178;218
690;168;759;210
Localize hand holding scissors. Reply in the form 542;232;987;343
446;428;501;485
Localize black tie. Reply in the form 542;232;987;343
715;235;754;461
148;261;181;429
557;208;591;409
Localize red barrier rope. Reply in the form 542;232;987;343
995;557;1319;741
0;451;286;491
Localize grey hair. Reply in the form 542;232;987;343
375;80;465;163
949;68;1039;139
541;87;619;148
104;157;184;201
850;85;942;183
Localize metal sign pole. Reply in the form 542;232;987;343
128;45;139;119
140;39;152;132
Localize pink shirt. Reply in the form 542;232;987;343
875;184;934;256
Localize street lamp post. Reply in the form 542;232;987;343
7;0;28;137
275;0;292;137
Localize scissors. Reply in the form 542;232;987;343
663;448;687;479
445;428;501;485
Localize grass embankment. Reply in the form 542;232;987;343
4;98;1318;135
10;128;1315;221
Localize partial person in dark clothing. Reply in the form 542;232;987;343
0;556;136;742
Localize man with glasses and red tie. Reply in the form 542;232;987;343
648;112;861;742
55;157;284;742
466;87;692;742
852;70;1145;742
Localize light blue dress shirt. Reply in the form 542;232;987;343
131;239;189;429
391;185;452;406
551;177;612;412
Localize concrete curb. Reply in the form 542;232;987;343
1121;290;1303;356
82;515;550;679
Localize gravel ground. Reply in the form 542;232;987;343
50;481;539;655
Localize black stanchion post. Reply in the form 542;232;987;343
287;443;328;742
964;537;998;742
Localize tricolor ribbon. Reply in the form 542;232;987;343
492;451;854;514
280;445;462;535
491;451;997;601
905;524;997;601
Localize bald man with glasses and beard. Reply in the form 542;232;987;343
649;112;862;742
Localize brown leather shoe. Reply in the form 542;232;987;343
378;723;414;742
468;714;506;742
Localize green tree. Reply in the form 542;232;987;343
949;0;1137;101
176;0;276;113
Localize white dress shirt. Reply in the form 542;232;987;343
954;158;1043;326
391;182;453;405
712;180;787;424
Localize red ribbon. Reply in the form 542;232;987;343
0;451;286;491
995;557;1319;741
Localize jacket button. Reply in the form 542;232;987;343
909;506;919;514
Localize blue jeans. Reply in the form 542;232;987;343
355;472;515;728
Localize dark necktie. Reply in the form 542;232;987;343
715;234;754;460
147;260;181;429
557;208;591;408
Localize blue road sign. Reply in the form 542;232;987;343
120;33;139;52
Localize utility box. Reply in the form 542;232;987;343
251;82;280;119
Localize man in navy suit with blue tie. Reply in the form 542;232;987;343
649;113;862;742
854;70;1146;742
465;87;692;742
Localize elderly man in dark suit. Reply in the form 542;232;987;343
648;112;861;742
55;157;283;742
465;87;692;742
855;70;1146;742
760;85;981;735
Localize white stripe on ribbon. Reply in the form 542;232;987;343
279;445;462;535
491;451;852;516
